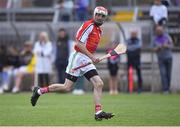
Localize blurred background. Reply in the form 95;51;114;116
0;0;180;94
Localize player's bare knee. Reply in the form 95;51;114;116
64;85;72;92
96;80;104;88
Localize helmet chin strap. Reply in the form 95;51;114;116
94;22;103;26
94;19;103;26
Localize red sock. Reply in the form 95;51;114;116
40;87;49;94
95;104;102;113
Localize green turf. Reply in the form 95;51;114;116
0;92;180;126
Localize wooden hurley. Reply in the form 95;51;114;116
71;43;127;72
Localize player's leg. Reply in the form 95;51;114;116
31;51;79;106
31;74;77;106
90;75;103;109
48;78;74;92
90;75;114;120
84;69;114;120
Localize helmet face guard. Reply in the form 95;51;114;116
93;6;108;26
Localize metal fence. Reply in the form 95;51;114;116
0;21;153;48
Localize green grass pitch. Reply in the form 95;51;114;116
0;92;180;126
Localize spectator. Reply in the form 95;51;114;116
12;41;35;93
106;42;120;95
0;45;19;92
74;0;90;21
6;47;20;69
152;26;173;94
150;0;168;26
55;28;73;83
55;28;85;95
1;46;19;91
175;0;180;6
0;45;7;93
33;32;53;87
54;0;73;21
3;46;20;92
126;30;143;93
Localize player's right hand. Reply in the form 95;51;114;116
91;57;100;64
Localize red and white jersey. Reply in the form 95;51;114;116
75;19;102;53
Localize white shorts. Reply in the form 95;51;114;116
66;51;97;77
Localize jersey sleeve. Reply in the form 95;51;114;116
76;23;93;43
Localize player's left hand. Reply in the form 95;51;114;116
94;58;100;64
91;56;100;64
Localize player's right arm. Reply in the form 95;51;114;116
75;40;99;63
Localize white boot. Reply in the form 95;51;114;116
3;84;9;91
12;87;20;93
72;89;84;95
